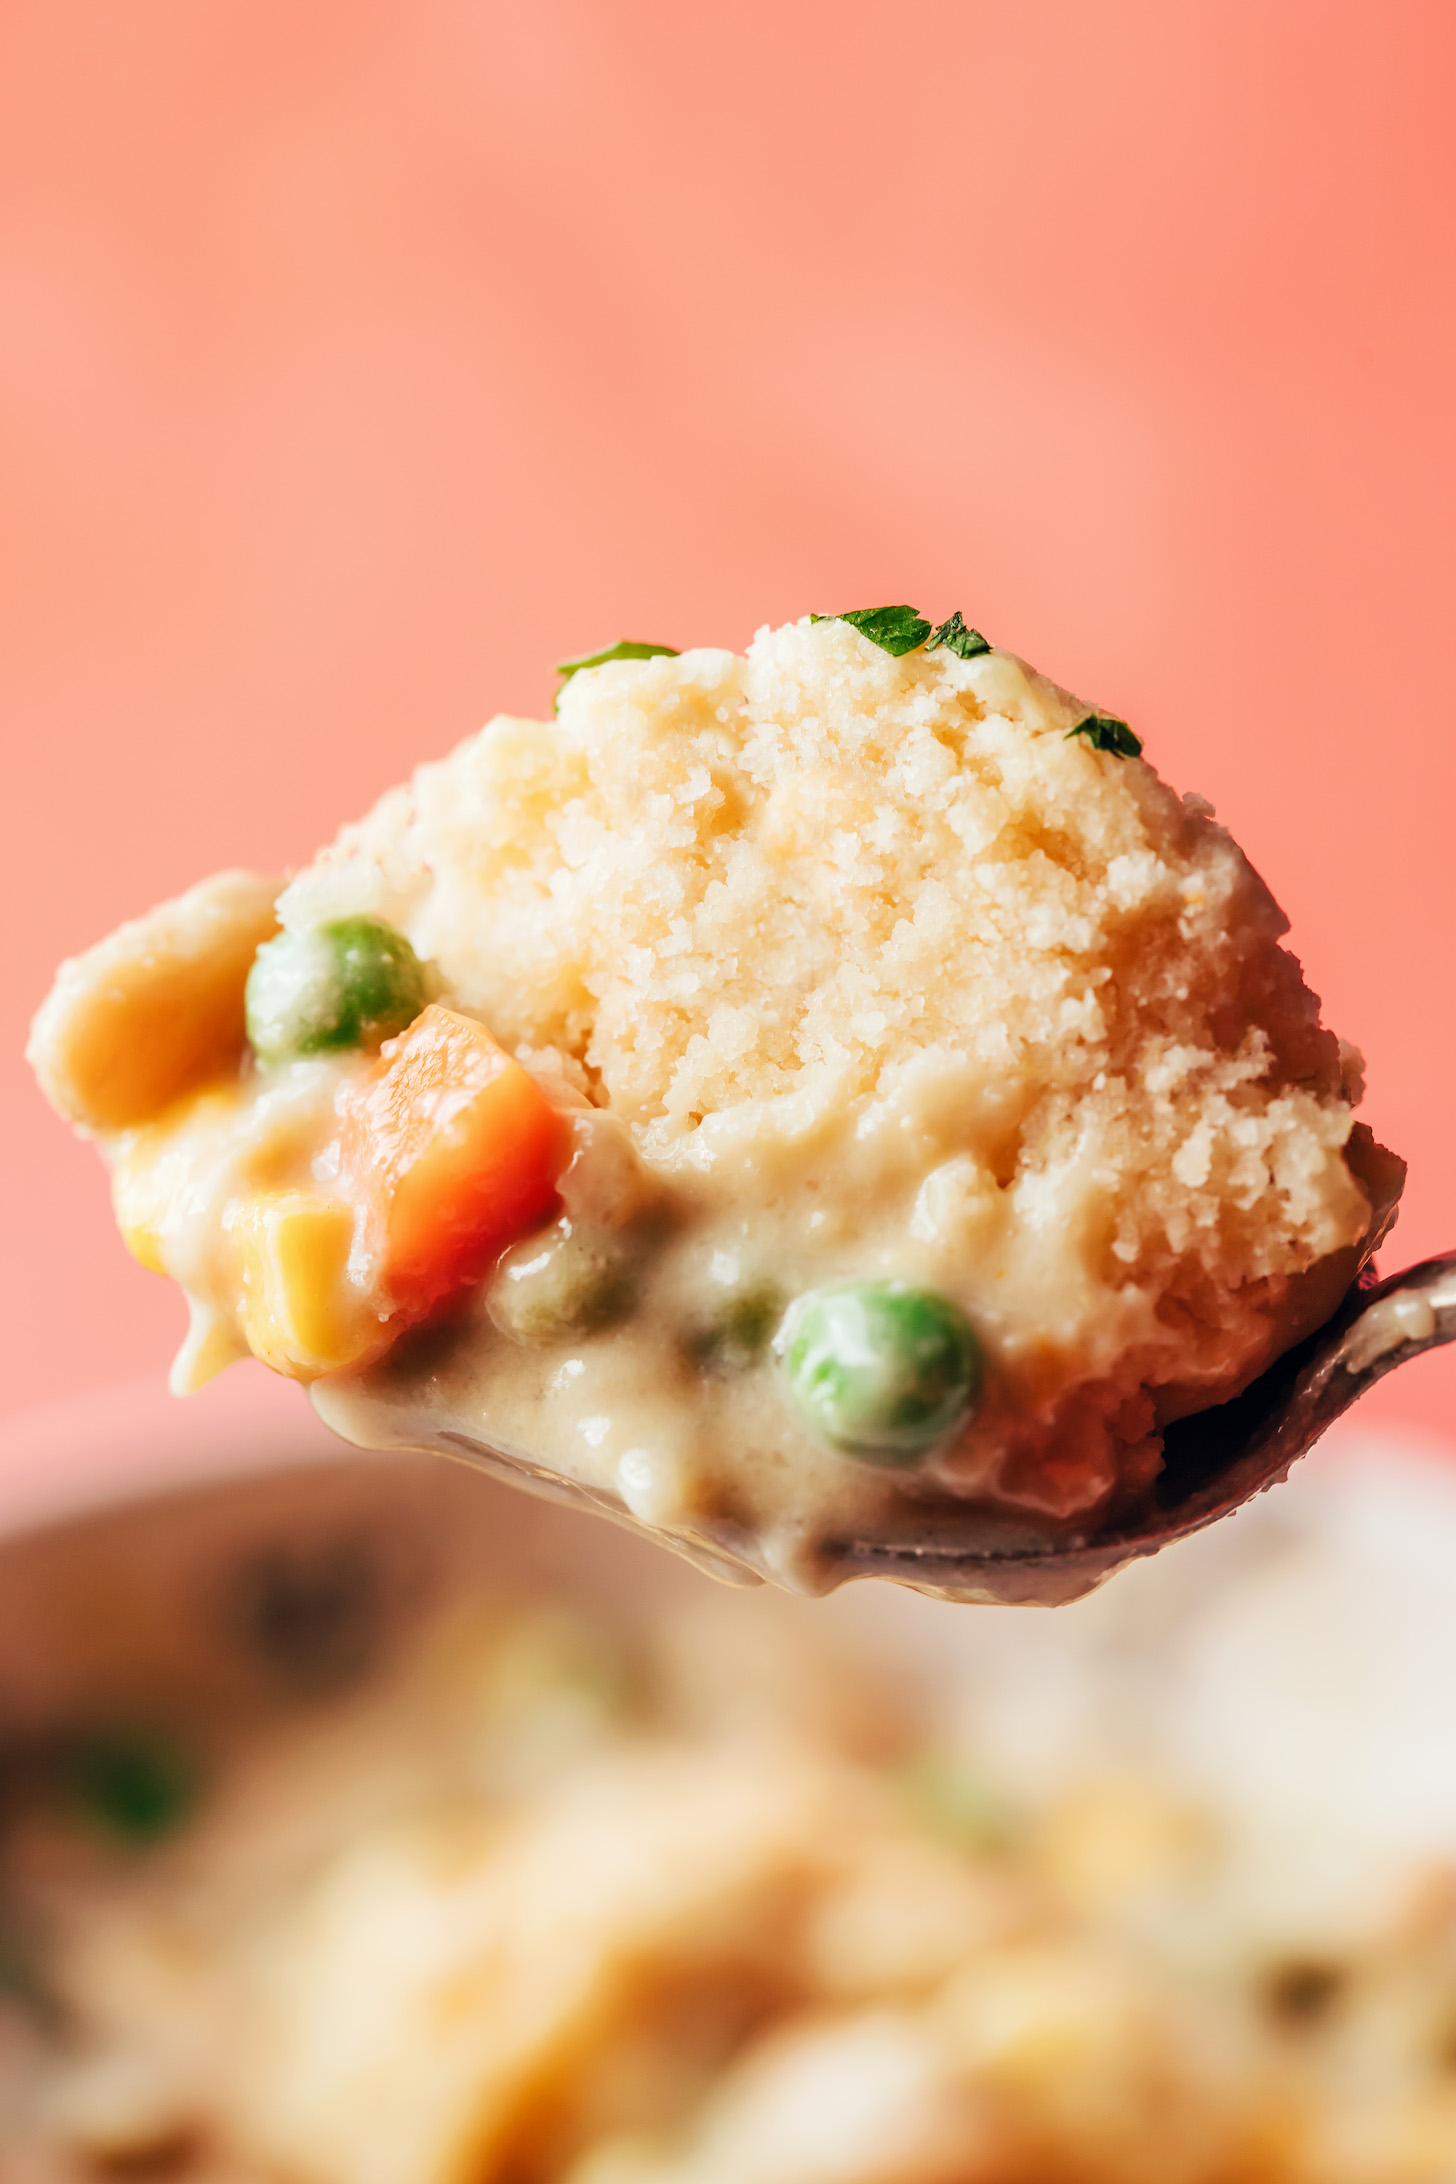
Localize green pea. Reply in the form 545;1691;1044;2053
488;1221;636;1343
779;1280;982;1464
689;1282;786;1370
246;917;427;1063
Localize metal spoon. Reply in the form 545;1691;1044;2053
321;1253;1456;1609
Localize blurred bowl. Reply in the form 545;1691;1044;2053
0;1369;722;1753
5;1375;1456;2182
3;1371;1456;1910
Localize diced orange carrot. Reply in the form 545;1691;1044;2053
343;1005;568;1315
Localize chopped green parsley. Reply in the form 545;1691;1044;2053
813;605;932;656
1066;713;1143;759
926;611;992;660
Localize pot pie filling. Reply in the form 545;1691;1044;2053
28;613;1402;1591
5;1476;1456;2184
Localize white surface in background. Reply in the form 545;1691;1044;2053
1164;1430;1456;1937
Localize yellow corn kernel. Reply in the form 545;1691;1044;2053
227;1191;382;1380
109;1085;244;1277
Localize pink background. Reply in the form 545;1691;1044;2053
3;1;1454;1444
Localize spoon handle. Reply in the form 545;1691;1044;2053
1147;1252;1456;1551
1267;1250;1456;1448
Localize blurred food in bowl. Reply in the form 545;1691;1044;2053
1;1429;1456;2183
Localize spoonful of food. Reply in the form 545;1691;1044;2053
26;612;1416;1606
